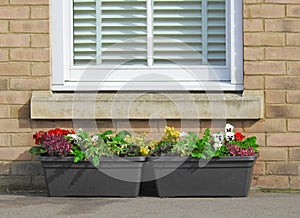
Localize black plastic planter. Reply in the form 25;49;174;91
148;156;256;197
39;156;145;197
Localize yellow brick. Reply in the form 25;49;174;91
243;19;264;32
10;78;50;91
290;177;300;189
0;49;8;61
31;62;50;76
244;0;264;3
244;33;285;46
266;77;300;90
244;47;264;61
244;119;286;133
12;133;34;147
0;0;8;5
286;91;300;103
31;6;49;19
267;133;300;146
10;48;49;61
31;34;49;47
10;105;30;119
252;176;289;189
0;147;31;161
244;61;286;75
10;0;48;4
0;91;30;104
0;135;10;147
0;105;9;118
265;91;286;104
259;148;287;161
0;161;10;175
244;5;285;18
0;63;30;76
287;33;300;46
10;20;49;33
0;21;8;33
0;78;8;90
0;34;30;47
267;105;300;118
253;162;265;175
265;0;300;3
244;76;264;90
288;120;300;132
287;62;300;75
266;19;300;32
287;5;300;18
267;163;299;175
0;6;29;19
266;48;300;60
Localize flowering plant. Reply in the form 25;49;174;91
151;124;259;158
30;128;75;157
30;124;258;163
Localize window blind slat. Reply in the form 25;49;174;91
73;0;97;65
153;0;203;65
101;0;147;65
207;0;226;65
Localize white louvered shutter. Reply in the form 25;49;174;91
207;0;226;65
73;0;97;65
73;0;226;67
153;0;226;66
73;0;147;66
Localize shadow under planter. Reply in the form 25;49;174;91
39;156;145;197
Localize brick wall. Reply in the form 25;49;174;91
0;0;299;191
244;0;300;189
0;0;52;190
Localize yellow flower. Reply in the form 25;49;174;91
140;146;149;156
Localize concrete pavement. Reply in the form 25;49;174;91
0;191;300;218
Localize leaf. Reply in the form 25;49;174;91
116;130;131;140
92;156;99;167
29;146;46;155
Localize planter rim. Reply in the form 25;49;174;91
38;156;146;162
147;155;257;162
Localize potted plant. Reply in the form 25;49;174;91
147;124;259;197
30;128;146;197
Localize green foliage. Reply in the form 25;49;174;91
76;129;114;166
171;132;198;157
29;146;46;155
71;144;85;163
191;129;215;159
228;136;259;152
214;145;230;157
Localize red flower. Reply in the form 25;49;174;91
234;132;245;141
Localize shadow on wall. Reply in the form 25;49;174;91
0;152;47;193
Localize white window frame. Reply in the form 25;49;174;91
51;0;243;91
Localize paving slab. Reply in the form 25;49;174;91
0;191;300;218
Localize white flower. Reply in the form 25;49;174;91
213;143;223;150
91;135;99;143
225;132;235;141
225;124;234;133
212;133;224;143
179;132;188;138
67;134;77;139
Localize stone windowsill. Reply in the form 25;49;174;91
30;91;263;120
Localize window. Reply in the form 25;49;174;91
51;0;243;91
